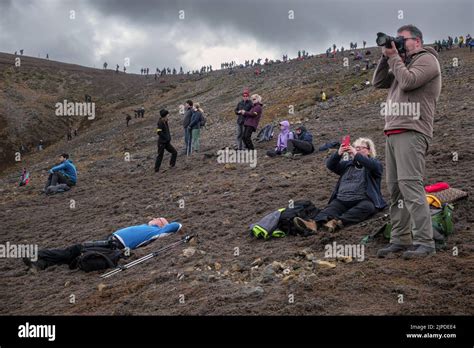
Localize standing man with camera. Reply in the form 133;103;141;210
373;25;441;259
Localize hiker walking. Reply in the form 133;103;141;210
373;24;441;259
155;109;177;173
182;100;193;155
67;129;72;141
294;138;386;233
238;94;263;150
234;90;253;150
126;114;132;127
188;103;204;153
43;153;77;191
266;121;293;157
38;139;44;151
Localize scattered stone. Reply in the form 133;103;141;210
251;258;263;267
98;283;107;292
314;260;337;268
337;256;353;263
261;265;276;283
182;247;196;257
271;261;285;272
231;261;244;272
241;286;264;297
224;163;237;170
214;262;222;271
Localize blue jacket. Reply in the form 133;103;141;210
326;152;387;209
189;110;203;129
113;222;182;249
50;160;77;184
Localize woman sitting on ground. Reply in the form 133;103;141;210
294;137;386;233
266;120;293;157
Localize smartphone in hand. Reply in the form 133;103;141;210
342;135;350;147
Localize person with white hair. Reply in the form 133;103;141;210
293;137;387;233
237;94;263;150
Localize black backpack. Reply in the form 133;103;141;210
278;200;320;236
256;124;274;142
70;247;124;272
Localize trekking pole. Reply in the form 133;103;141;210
100;234;195;279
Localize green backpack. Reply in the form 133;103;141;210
361;204;454;246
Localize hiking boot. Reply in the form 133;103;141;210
22;257;46;271
376;243;411;258
323;219;343;233
293;217;317;233
402;245;436;259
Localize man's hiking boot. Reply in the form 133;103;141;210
293;217;317;233
22;257;46;271
377;243;411;258
323;219;343;233
402;245;436;259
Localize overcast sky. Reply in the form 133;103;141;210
0;0;472;73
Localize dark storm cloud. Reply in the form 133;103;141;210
85;0;473;49
0;0;472;72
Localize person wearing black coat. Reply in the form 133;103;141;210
234;91;253;150
155;109;177;173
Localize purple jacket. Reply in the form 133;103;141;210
243;103;263;130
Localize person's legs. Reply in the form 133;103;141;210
236;123;245;150
166;142;178;167
192;128;201;152
314;199;348;223
184;127;190;152
29;244;83;270
50;172;60;186
44;173;53;189
155;143;166;172
391;132;434;248
288;139;314;155
243;126;255;150
339;199;377;225
53;172;74;187
386;134;413;246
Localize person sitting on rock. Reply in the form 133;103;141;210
22;218;182;271
285;125;314;157
43;153;77;191
293;137;386;233
266;120;293;157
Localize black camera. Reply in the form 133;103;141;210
376;32;406;53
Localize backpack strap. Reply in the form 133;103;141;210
80;251;118;269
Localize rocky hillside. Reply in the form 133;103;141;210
0;46;472;315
